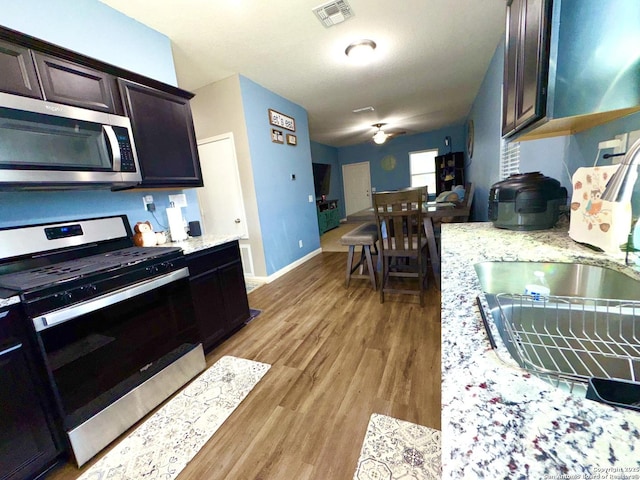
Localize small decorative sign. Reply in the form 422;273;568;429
271;128;284;144
268;109;296;132
286;134;297;146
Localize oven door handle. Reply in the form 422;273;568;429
33;267;189;332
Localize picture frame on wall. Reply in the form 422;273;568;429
271;128;284;143
268;109;296;132
286;134;297;146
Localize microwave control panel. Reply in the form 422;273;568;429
113;126;137;172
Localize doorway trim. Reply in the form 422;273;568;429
196;132;249;239
342;161;372;216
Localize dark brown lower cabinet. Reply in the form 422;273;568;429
0;304;61;480
186;241;250;351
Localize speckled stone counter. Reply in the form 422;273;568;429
157;234;242;255
441;222;640;478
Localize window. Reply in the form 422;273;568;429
500;140;520;179
409;149;438;195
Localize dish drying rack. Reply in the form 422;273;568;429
495;293;640;389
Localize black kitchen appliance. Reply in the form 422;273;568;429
489;172;567;230
0;215;205;467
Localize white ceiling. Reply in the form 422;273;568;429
101;0;506;147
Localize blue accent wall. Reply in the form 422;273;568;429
0;0;201;232
335;126;465;216
310;141;342;215
0;0;177;85
465;36;640;221
239;76;319;275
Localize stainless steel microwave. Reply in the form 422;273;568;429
0;92;142;189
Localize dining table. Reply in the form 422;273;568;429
347;201;472;289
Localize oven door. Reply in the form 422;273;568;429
33;268;200;432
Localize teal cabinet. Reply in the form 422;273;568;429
317;199;340;234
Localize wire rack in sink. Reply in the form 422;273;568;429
495;293;640;386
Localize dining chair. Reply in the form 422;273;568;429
373;186;428;306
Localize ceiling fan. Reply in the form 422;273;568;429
371;123;406;144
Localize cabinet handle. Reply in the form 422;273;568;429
235;218;241;223
0;343;21;358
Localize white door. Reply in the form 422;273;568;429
197;134;248;237
342;161;372;216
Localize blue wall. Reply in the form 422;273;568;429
466;36;640;221
310;142;343;215
332;126;465;217
0;0;201;232
239;76;319;275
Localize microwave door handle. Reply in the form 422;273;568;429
103;125;121;171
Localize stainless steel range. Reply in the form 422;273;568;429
0;215;205;467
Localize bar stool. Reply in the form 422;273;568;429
339;223;379;290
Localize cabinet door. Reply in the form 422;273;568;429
502;0;522;136
219;260;250;330
515;0;549;129
0;307;59;480
119;79;203;188
502;0;551;137
0;40;42;99
189;273;228;349
33;52;120;113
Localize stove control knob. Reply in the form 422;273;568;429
56;291;73;304
146;265;159;274
162;261;174;270
80;284;98;296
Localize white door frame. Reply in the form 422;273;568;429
196;132;249;239
342;161;372;216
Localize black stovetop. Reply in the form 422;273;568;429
0;246;182;292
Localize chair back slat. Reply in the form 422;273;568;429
373;187;426;257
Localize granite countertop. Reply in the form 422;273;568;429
156;234;242;255
441;222;640;478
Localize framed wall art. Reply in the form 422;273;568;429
268;109;296;132
286;134;297;146
271;128;284;144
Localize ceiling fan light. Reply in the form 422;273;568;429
345;39;377;63
373;129;387;144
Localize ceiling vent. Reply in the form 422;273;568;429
312;0;354;28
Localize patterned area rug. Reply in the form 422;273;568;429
79;356;270;480
353;414;441;480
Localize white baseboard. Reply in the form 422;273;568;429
248;248;322;284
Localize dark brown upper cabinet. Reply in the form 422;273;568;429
502;0;551;137
33;53;122;114
119;79;203;188
0;39;42;99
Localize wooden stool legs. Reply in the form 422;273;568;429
345;244;377;290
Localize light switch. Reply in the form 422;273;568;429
308;195;314;202
168;193;187;208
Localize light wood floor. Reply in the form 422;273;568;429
46;251;441;480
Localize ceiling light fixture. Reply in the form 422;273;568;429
345;39;377;63
372;123;387;144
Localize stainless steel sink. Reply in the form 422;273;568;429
474;262;640;391
474;261;640;301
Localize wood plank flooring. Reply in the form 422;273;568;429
45;251;441;480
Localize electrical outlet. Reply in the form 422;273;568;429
142;195;154;210
299;240;303;248
146;202;156;212
308;195;314;202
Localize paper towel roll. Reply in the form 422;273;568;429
166;206;187;241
